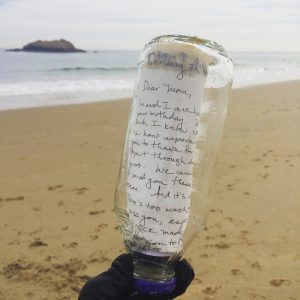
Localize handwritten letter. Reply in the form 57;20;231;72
127;50;207;253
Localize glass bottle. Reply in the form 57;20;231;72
115;35;233;295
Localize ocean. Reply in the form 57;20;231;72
0;49;300;111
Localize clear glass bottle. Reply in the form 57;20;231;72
115;35;233;294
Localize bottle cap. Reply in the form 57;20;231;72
133;276;176;295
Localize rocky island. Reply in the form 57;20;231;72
7;39;85;53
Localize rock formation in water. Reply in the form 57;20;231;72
7;39;85;53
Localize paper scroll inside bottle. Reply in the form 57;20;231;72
126;44;208;253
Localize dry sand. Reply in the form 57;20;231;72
0;81;299;300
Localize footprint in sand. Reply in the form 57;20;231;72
251;293;269;299
226;183;234;191
231;268;242;276
89;210;105;215
269;279;292;287
2;196;24;202
250;261;262;270
63;242;78;249
94;198;103;203
30;239;47;248
199;253;209;258
97;223;108;229
205;242;230;250
87;254;109;264
202;286;222;296
74;187;89;195
214;242;230;249
240;230;249;235
77;274;92;281
48;184;64;191
193;277;202;284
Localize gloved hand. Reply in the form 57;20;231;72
78;253;194;300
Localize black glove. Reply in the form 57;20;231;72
78;254;194;300
78;254;134;300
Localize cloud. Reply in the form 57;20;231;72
0;0;299;50
0;0;10;6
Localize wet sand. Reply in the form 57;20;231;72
0;81;300;300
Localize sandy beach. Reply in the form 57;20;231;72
0;80;300;300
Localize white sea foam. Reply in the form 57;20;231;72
233;65;300;88
0;79;134;97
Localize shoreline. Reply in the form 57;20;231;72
1;79;300;113
0;80;299;299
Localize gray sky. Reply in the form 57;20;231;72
0;0;299;51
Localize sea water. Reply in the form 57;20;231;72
0;49;300;111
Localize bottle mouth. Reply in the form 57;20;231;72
145;34;232;61
131;251;178;282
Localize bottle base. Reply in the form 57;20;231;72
133;276;176;295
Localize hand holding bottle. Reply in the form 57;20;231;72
78;254;194;300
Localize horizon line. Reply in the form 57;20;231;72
0;47;300;53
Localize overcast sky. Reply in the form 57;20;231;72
0;0;299;51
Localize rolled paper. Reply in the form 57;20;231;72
126;43;210;254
